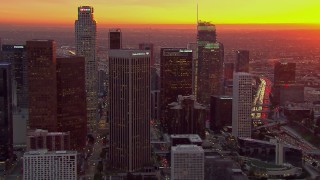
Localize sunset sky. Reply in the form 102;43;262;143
1;0;320;27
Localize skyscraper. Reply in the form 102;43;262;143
139;43;154;65
274;61;296;86
224;62;234;80
109;28;122;50
160;48;193;132
210;96;232;132
56;56;87;150
197;22;224;105
1;45;28;108
235;50;250;73
171;145;204;180
75;6;97;131
232;72;252;138
168;95;206;138
0;62;13;165
27;40;57;132
109;50;151;172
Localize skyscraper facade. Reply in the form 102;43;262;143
0;62;13;164
232;72;252;138
56;57;87;150
1;45;28;109
197;22;224;105
75;6;97;130
139;43;154;65
109;28;122;50
235;50;250;73
160;48;193;132
210;96;232;132
27;40;57;132
274;61;296;86
109;50;151;172
168;95;206;138
171;145;204;180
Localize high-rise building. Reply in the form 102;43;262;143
139;43;154;65
23;150;77;180
274;61;296;86
109;28;122;50
232;72;252;138
171;145;204;180
27;40;57;132
0;62;13;164
1;45;28;109
187;42;198;95
210;96;232;132
224;62;234;80
235;50;250;73
168;95;206;138
56;57;87;150
109;50;151;172
160;48;193;132
75;6;97;131
197;22;224;105
27;129;70;151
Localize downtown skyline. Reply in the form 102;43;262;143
1;0;320;28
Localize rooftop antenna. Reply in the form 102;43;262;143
197;1;199;30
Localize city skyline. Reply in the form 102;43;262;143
1;0;320;28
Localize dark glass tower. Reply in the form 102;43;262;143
274;61;296;86
236;50;249;73
0;62;13;163
139;43;154;65
160;48;193;132
27;40;57;132
109;29;122;50
56;57;87;151
210;96;232;132
1;45;28;108
197;22;224;105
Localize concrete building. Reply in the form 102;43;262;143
23;150;77;180
170;134;203;147
27;129;70;151
109;50;151;172
232;72;252;138
171;145;204;180
168;95;206;138
75;6;97;131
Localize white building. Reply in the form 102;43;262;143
23;150;77;180
109;50;151;172
232;72;252;138
171;145;204;180
75;6;97;130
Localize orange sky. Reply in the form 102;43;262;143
1;0;320;28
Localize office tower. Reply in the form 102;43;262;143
56;57;87;150
151;67;160;120
139;43;154;65
187;42;198;95
171;145;204;180
75;6;97;131
197;22;224;105
23;150;77;180
27;129;70;151
168;95;206;138
235;50;250;73
210;96;232;132
232;72;252;138
160;48;193;132
0;62;13;165
27;40;57;131
224;62;234;80
274;61;296;86
109;50;151;172
1;45;28;109
97;57;107;95
109;28;122;49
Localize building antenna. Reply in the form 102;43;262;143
197;1;199;29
